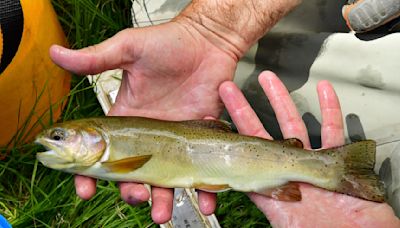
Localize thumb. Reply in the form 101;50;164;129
50;29;139;75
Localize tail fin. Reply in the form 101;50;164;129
334;140;386;202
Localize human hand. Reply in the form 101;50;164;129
219;71;400;227
51;20;236;223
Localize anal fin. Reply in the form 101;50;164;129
256;182;302;201
102;155;152;173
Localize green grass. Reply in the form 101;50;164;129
0;0;268;227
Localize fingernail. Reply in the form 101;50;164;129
220;81;235;94
52;45;70;56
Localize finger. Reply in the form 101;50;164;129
151;187;174;224
195;116;218;215
119;182;150;205
203;115;217;120
49;29;139;75
198;191;217;215
74;175;97;200
317;80;345;148
219;81;271;139
258;71;311;148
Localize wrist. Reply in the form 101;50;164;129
174;0;301;59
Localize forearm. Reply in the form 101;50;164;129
174;0;301;59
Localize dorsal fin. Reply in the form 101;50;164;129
281;138;304;148
180;119;232;132
101;155;152;173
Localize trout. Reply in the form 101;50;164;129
35;117;385;202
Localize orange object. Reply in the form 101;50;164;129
0;0;71;147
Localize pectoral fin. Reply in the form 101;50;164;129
256;182;302;201
102;155;152;173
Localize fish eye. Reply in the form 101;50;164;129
50;128;66;141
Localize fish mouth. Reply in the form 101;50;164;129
35;138;58;156
35;138;74;170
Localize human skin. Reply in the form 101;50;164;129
50;0;300;224
219;71;400;227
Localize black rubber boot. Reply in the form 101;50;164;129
342;0;400;33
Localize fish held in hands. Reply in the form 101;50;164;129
35;117;386;202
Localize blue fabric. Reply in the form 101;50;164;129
0;214;11;228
